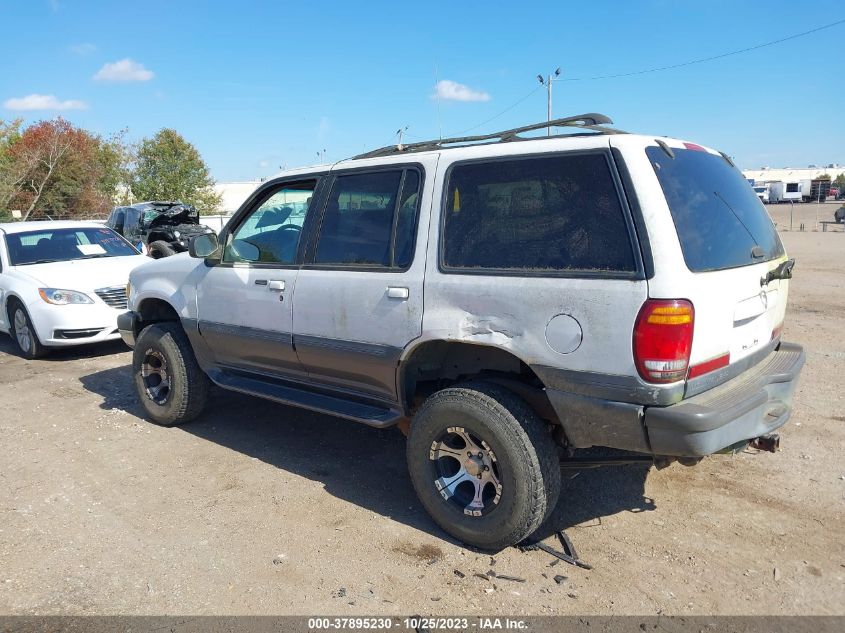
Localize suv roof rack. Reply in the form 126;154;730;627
354;113;625;160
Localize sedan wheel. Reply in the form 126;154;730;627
9;303;45;359
14;308;32;354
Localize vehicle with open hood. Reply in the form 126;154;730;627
106;201;215;258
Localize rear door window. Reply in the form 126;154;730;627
646;146;785;272
441;153;637;273
313;168;421;269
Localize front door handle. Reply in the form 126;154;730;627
387;286;409;300
268;280;285;291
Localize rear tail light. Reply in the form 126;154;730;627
633;299;694;383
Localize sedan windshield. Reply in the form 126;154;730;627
5;226;139;266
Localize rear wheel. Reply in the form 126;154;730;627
148;240;177;259
8;301;46;359
133;322;210;426
406;381;560;551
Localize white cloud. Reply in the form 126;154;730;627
69;42;97;55
93;58;154;82
432;80;490;102
3;94;88;111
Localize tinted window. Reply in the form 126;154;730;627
786;183;799;193
647;147;785;272
6;227;139;265
442;153;636;272
314;169;420;268
225;181;315;264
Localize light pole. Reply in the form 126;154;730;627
396;126;408;150
317;149;326;165
537;67;562;135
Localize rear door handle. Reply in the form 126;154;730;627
268;280;285;291
387;286;409;300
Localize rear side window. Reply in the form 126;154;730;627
314;168;421;268
647;146;785;272
442;153;636;273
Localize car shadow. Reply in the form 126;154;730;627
79;364;656;550
0;332;129;361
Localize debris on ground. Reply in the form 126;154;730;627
486;570;525;583
517;530;593;570
453;569;465;579
553;575;567;585
332;587;347;598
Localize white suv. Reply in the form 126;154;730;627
118;115;804;550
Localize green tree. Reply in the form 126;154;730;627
833;173;845;190
0;118;130;220
131;129;221;213
0;118;24;218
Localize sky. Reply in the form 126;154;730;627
1;0;843;182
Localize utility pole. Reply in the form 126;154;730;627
316;149;326;165
537;68;562;136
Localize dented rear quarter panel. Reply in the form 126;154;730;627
406;136;650;381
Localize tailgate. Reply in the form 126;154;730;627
644;142;789;389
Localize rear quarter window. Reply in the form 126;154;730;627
441;153;637;274
647;146;785;272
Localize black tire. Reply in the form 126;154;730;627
8;300;46;359
148;240;177;259
406;381;561;551
133;322;210;426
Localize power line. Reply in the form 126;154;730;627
561;18;845;81
446;84;544;137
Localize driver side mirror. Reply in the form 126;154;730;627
188;233;220;259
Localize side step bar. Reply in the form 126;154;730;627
207;369;402;429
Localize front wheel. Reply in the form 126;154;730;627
8;301;46;359
133;322;210;426
406;382;561;551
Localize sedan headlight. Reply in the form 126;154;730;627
38;288;94;305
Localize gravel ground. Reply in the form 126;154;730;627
0;218;843;616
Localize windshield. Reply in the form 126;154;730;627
647;146;785;272
5;226;140;265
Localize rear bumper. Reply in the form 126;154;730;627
546;342;805;457
644;342;805;456
117;311;139;348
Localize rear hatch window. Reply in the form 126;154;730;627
646;146;784;272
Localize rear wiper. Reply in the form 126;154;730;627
761;258;795;286
713;191;762;259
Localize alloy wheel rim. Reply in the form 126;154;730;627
14;309;31;353
429;426;502;517
141;349;171;405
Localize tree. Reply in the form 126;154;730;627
131;129;221;213
1;118;129;220
833;173;845;190
0;119;24;217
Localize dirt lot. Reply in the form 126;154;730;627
0;208;843;616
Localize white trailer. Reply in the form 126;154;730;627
799;179;813;202
767;181;784;203
782;181;803;202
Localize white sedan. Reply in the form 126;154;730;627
0;221;148;358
